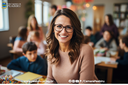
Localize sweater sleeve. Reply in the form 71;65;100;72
116;53;128;65
109;40;118;51
45;56;57;84
7;58;22;70
79;45;97;84
95;38;104;49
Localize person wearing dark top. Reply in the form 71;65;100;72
7;42;47;76
85;26;96;47
111;35;128;81
101;14;119;46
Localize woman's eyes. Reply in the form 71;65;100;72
66;26;71;29
57;25;62;28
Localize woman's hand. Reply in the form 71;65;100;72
110;58;116;62
101;47;108;51
110;57;120;62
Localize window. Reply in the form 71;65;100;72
0;0;9;31
35;0;43;26
66;1;72;8
43;1;50;26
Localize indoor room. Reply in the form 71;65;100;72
0;0;128;84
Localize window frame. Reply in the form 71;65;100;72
0;0;9;32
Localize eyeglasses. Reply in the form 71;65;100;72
54;24;73;33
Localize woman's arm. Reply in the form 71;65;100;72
45;57;57;84
109;40;118;51
95;38;104;49
13;40;24;52
79;45;98;84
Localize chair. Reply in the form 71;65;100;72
7;36;23;59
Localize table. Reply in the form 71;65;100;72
94;57;118;83
0;66;46;84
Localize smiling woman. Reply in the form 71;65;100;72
45;8;99;84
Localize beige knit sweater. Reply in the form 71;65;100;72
46;44;99;84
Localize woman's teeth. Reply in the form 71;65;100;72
59;35;68;38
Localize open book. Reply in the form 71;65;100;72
14;72;42;83
94;57;118;65
0;70;23;79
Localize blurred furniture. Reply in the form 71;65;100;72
113;3;128;29
7;36;22;59
93;5;104;34
95;56;118;83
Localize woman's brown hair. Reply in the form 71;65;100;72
27;15;39;31
18;26;27;41
46;8;84;65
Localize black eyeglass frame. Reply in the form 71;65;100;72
54;24;74;33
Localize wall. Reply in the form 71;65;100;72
52;0;66;6
85;0;128;29
0;0;30;59
0;0;53;60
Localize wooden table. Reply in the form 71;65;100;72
95;58;117;83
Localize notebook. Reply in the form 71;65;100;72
14;72;42;83
0;70;23;78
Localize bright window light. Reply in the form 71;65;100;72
35;0;42;26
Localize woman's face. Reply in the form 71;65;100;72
105;16;109;25
103;31;111;42
54;15;73;45
30;18;37;30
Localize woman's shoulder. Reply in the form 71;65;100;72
78;44;94;62
80;44;93;54
111;39;117;44
15;37;25;41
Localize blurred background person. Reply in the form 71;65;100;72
85;26;96;47
27;15;45;41
27;31;46;56
110;35;128;81
95;30;118;57
101;14;119;46
13;26;28;52
47;5;57;34
83;36;90;44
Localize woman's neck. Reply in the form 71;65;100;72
59;42;70;52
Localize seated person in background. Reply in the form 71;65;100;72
95;30;118;57
110;35;128;80
83;36;90;44
13;26;28;52
85;26;96;47
27;31;46;55
7;42;47;75
27;15;45;41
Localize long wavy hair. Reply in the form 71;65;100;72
105;14;114;26
27;15;39;31
46;8;84;65
18;26;27;41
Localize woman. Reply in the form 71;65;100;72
45;8;99;84
101;14;119;45
13;26;28;52
27;15;45;41
95;30;118;57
